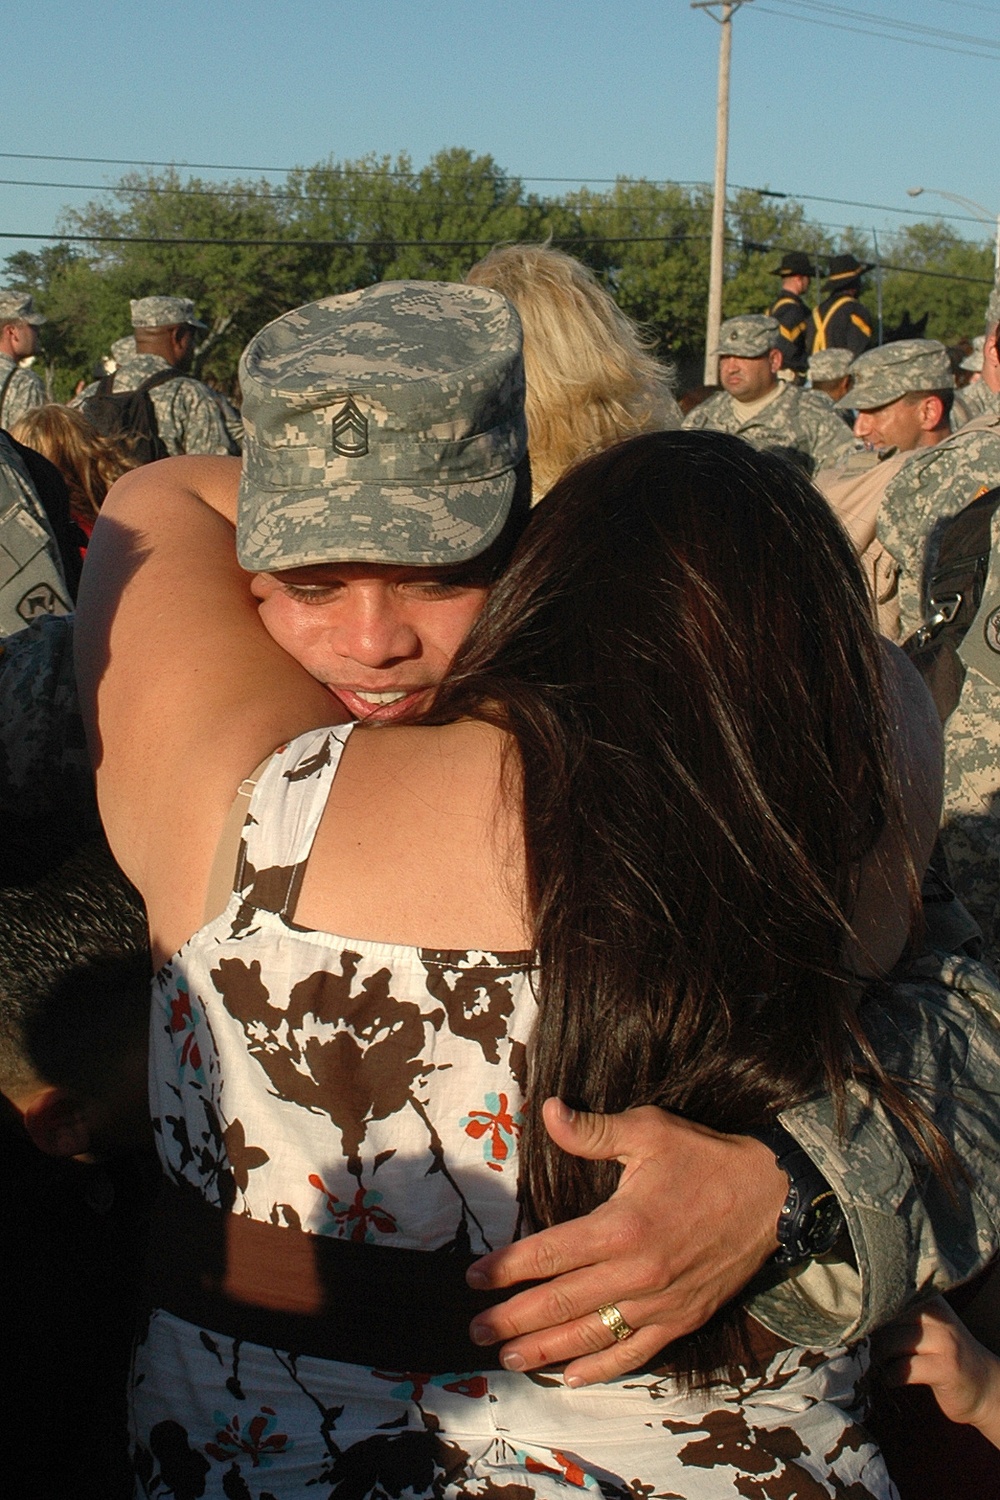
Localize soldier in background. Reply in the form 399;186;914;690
682;314;855;474
76;297;235;457
0;293;46;429
815;341;955;641
808;347;854;408
808;255;875;358
953;337;998;428
767;251;814;378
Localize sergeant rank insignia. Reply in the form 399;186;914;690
330;395;369;457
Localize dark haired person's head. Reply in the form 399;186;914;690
0;835;151;1159
432;429;917;1228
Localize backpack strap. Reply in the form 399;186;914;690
136;367;186;395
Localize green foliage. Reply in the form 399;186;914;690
4;153;994;399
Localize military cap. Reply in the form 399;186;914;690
237;281;527;571
808;348;854;383
714;314;780;359
130;296;208;330
836;339;954;411
824;254;874;288
772;251;815;278
110;334;136;364
0;291;45;326
961;335;985;374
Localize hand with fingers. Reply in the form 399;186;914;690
465;1096;789;1386
875;1296;1000;1450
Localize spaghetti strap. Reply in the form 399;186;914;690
233;724;354;917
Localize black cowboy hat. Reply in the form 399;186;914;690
771;251;816;277
824;253;874;287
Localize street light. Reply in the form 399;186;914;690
906;186;1000;274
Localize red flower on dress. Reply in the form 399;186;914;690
461;1091;522;1172
169;986;202;1073
308;1174;398;1242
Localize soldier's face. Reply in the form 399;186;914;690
719;353;778;402
250;562;490;723
853;396;929;453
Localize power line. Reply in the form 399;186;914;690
752;1;1000;58
775;0;1000;49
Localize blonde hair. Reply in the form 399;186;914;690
466;243;680;499
11;404;138;529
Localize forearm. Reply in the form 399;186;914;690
748;952;1000;1345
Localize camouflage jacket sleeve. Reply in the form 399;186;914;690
877;417;1000;640
159;378;237;457
746;951;1000;1346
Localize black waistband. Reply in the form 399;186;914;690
144;1177;518;1372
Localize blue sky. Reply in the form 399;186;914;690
4;0;999;262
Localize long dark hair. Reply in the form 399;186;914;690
428;430;919;1378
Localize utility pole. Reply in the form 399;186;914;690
692;0;754;386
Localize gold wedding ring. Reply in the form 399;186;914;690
597;1302;635;1342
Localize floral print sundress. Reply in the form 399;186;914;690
133;725;897;1499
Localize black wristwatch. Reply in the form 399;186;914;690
747;1123;846;1267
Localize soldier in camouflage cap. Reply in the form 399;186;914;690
73;295;232;457
0;292;46;429
130;296;208;332
683;314;855;475
238;282;527;571
808;348;854;407
841;339;954;455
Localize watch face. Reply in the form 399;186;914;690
799;1191;844;1257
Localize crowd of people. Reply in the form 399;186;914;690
5;247;1000;1498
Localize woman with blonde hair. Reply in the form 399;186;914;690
11;403;138;540
466;243;681;499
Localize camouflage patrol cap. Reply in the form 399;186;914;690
836;339;954;411
808;348;854;383
961;335;985;373
110;335;136;364
237;282;527;570
130;296;208;330
714;314;780;359
0;291;45;326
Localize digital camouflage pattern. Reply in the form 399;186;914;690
136;725;897;1498
110;334;136;365
130;295;207;330
0;431;70;637
952;378;999;430
237;282;527;571
713;313;779;358
0;352;44;427
682;382;856;475
0;291;45;326
808;347;854;383
75;351;235;457
839;339;953;412
876;408;1000;640
763;948;1000;1347
0;613;98;833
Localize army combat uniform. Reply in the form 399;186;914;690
0;431;70;636
0;352;44;429
683;381;855;475
952;378;999;430
877;409;1000;642
75;350;234;458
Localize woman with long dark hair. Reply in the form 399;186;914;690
79;401;940;1494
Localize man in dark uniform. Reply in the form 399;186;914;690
808;254;875;358
767;251;814;377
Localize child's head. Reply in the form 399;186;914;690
0;831;151;1157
